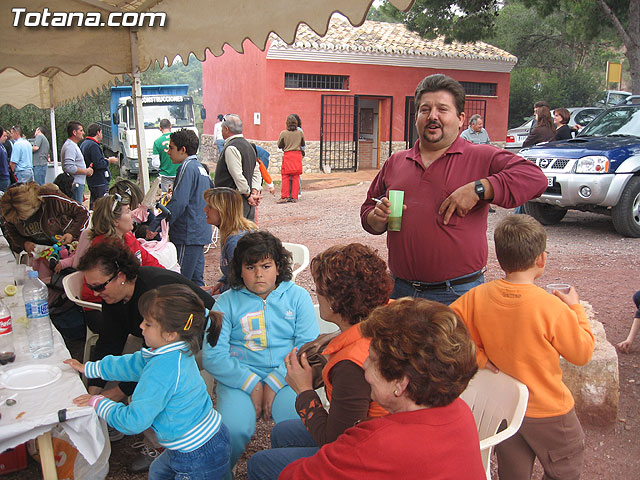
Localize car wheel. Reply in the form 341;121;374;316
523;202;568;225
612;176;640;238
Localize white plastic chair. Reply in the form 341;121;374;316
282;242;309;281
62;271;102;311
460;369;529;479
62;270;102;365
204;226;220;254
313;304;338;410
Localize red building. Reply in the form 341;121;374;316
203;15;516;172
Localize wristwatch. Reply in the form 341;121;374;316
474;180;485;200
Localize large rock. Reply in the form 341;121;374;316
561;301;619;426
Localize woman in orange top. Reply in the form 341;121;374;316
247;243;393;480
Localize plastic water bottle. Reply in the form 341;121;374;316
23;270;54;358
0;299;16;364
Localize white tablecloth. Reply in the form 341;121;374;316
0;235;106;465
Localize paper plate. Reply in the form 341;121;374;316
0;364;62;390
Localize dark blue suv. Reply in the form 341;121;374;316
519;100;640;237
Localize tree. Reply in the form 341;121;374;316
391;0;639;93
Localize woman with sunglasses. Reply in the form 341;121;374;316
57;194;163;335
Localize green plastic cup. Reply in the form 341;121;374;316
388;190;404;231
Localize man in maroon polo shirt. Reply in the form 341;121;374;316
361;74;547;305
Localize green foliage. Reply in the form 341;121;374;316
367;1;405;22
0;54;204;157
507;67;600;128
0;87;111;151
140;54;204;133
401;0;502;43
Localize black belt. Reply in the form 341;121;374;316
399;270;483;292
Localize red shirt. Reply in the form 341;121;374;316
280;398;485;480
360;137;547;283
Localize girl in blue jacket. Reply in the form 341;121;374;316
66;284;231;480
202;231;319;473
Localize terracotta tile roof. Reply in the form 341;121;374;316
269;14;516;64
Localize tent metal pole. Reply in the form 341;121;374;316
129;29;150;193
48;78;60;175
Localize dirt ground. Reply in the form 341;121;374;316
8;170;640;479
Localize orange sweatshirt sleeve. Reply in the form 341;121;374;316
257;159;272;185
549;303;594;366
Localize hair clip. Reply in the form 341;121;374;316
184;314;193;331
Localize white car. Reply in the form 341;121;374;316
505;107;604;150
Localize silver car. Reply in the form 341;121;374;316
505;107;605;150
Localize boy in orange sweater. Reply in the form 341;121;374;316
451;214;594;480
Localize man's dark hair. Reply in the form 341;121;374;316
159;118;171;130
11;125;23;136
534;101;549;109
414;74;466;115
170;129;199;156
0;126;4;136
86;123;102;137
36;125;47;136
217;114;224;121
66;121;82;138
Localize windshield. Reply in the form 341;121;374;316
141;102;194;128
579;107;640;137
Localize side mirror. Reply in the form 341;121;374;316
200;107;207;120
112;113;120;125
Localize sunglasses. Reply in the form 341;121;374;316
86;270;119;292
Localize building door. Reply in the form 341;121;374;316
320;94;358;171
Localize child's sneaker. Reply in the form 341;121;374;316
130;441;164;473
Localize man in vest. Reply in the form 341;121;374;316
214;114;262;220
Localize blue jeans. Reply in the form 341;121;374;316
216;382;299;472
33;165;47;185
15;169;34;183
149;423;231;480
216;139;225;153
72;183;85;204
0;178;9;192
175;244;205;286
391;272;485;306
247;419;318;480
89;184;109;208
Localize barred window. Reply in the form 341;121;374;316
460;82;497;97
285;73;349;90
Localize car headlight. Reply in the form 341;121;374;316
575;155;609;173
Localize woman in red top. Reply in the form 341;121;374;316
80;194;162;334
280;298;485;480
247;243;392;480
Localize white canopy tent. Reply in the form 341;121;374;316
1;0;413;191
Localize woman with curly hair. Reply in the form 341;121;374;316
279;298;485;479
248;243;393;480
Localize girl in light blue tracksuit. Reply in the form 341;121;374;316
66;285;231;480
202;231;319;473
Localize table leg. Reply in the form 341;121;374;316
36;431;59;480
